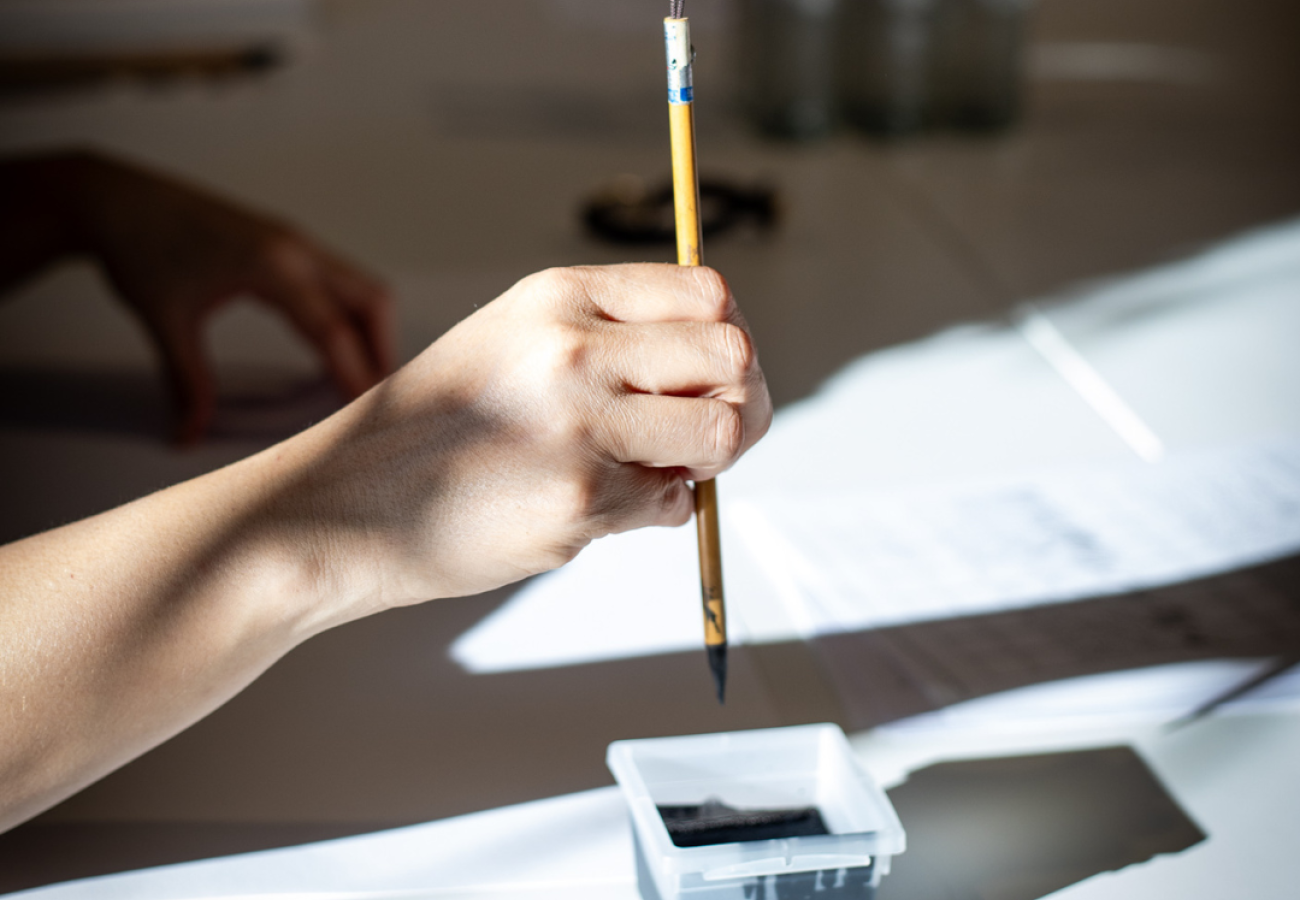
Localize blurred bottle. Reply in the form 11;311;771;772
928;0;1029;130
739;0;1029;141
837;0;939;136
737;0;841;140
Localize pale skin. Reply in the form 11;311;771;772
0;262;772;832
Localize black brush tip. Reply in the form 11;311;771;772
670;1;686;20
707;643;727;705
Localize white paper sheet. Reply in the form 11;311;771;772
732;438;1300;636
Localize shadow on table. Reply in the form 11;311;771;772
881;746;1205;900
0;822;404;896
812;552;1300;730
0;365;342;443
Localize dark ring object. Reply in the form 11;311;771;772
582;177;778;245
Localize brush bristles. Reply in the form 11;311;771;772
670;1;685;19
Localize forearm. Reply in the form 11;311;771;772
0;262;771;832
0;427;348;832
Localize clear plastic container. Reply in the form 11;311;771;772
607;724;906;900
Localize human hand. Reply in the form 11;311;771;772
276;263;771;620
71;152;394;445
0;263;766;820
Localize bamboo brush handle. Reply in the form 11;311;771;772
666;16;727;662
695;479;726;650
669;100;702;267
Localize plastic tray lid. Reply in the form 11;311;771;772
607;724;906;883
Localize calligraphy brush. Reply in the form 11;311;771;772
664;1;727;704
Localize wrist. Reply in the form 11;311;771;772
216;411;404;638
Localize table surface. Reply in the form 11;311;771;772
2;0;1300;894
10;707;1300;899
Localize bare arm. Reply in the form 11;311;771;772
0;263;772;832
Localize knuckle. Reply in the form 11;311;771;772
662;477;691;522
691;267;732;320
520;267;581;307
532;320;592;383
528;401;575;450
717;322;755;379
709;402;745;463
257;229;312;274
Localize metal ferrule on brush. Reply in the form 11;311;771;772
664;18;693;105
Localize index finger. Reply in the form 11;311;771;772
574;263;740;326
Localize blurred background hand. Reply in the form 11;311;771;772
0;150;396;445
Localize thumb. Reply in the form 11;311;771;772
150;319;216;447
